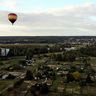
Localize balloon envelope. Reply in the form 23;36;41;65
8;13;17;25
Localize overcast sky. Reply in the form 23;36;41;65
0;0;96;36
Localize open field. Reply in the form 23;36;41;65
0;43;48;46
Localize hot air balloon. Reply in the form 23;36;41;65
8;13;17;25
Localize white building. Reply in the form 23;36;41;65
0;48;10;56
64;47;76;51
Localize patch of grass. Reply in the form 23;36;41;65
0;82;9;91
90;57;96;65
51;75;61;89
0;79;17;92
67;82;79;88
2;57;25;65
1;57;26;70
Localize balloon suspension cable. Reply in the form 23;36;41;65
12;23;14;25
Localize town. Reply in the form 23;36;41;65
0;36;96;45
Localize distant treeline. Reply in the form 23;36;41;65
80;45;96;57
0;36;96;44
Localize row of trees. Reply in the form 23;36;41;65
9;44;96;58
80;46;96;57
67;71;94;84
30;83;49;95
50;52;76;62
0;44;65;57
67;71;81;82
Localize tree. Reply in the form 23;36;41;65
0;62;3;65
66;53;76;62
70;66;76;72
19;60;26;65
67;73;74;82
86;73;94;83
62;54;67;61
30;86;37;96
56;54;62;61
50;54;56;60
72;71;81;81
13;64;21;70
36;72;42;79
0;48;1;56
13;79;24;88
34;83;42;91
79;80;86;87
27;48;35;60
87;56;90;61
39;46;47;54
6;74;15;79
25;70;33;80
40;83;49;94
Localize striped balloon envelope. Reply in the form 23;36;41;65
8;13;17;25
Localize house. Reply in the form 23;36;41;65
64;47;76;51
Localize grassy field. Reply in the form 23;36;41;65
90;57;96;65
2;57;25;64
51;75;61;88
0;56;26;70
0;79;18;93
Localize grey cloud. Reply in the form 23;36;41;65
0;3;96;36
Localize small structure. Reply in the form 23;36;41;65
64;47;76;51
